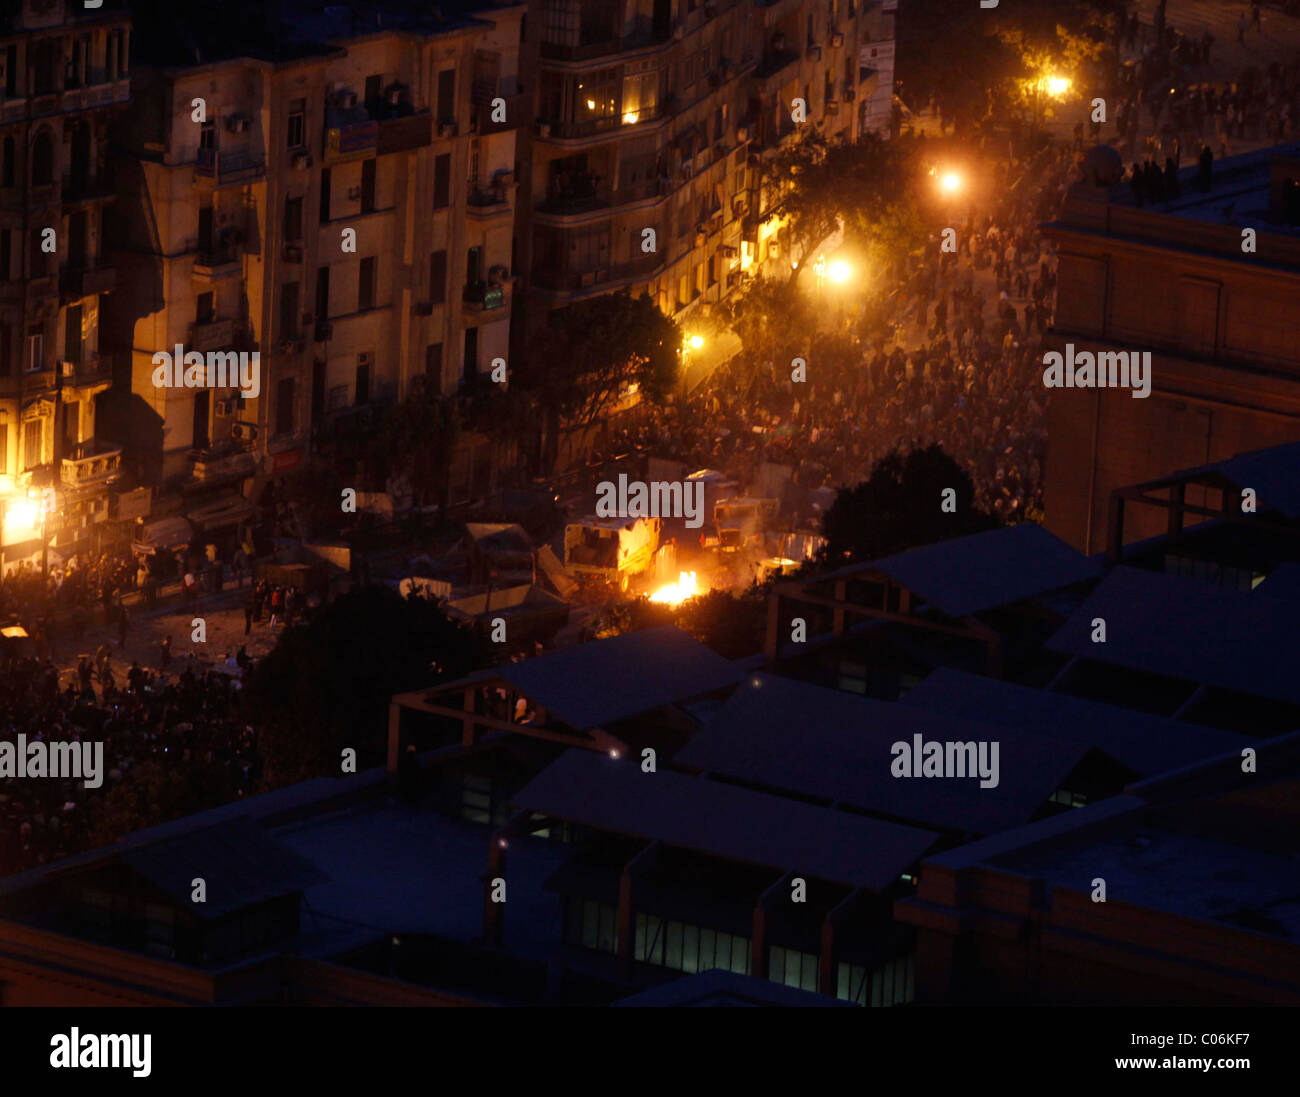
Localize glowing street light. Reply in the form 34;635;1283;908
1045;75;1071;97
687;334;705;350
826;259;851;284
939;171;963;195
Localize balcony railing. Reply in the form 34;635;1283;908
463;282;506;310
531;253;662;293
61;441;122;488
60;353;110;388
60;264;116;299
191;438;258;482
325;121;379;162
190;317;238;353
377;111;432;155
195;148;267;186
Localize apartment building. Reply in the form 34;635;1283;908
1044;143;1300;555
105;0;523;506
0;0;130;569
520;0;894;340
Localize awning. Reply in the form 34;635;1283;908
187;495;258;531
132;516;194;555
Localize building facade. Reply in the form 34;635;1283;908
0;0;130;569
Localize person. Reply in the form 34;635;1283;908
268;586;282;627
116;602;128;649
160;635;172;671
244;597;254;636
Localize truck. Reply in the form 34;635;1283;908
563;514;662;592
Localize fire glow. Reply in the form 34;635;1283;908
649;571;700;605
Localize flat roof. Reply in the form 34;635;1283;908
512;749;939;890
814;524;1101;618
902;668;1251;777
675;674;1090;835
1048;566;1300;705
468;626;743;729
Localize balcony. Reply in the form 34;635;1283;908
754;49;800;90
463;282;506;311
467;188;511;218
377;111;432;155
60;264;116;300
61;441;122;489
195;148;266;187
539;19;660;62
536;106;664;143
325;120;379;163
190;317;238;353
531;253;662;294
194;248;242;282
60;354;111;391
191;438;258;483
537;171;608;215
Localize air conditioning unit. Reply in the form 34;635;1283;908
767;240;779;258
537;122;551;138
215;398;232;418
291;152;312;170
806;45;822;61
843;87;856;102
438;120;458;138
831;32;845;48
337;91;358;110
276;339;299;355
231;421;259;441
283;243;303;262
736;125;749;142
579;271;596;287
387;88;404;106
694;231;706;247
493;169;515;188
680;161;692;178
347;186;361;200
732;196;747;216
825;99;840;115
226;115;250;134
720;244;738;258
672;22;684;40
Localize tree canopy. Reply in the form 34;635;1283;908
820;443;1001;564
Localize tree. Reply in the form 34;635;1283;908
820;443;1000;564
368;388;461;507
243;586;494;787
516;291;680;470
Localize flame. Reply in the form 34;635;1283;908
649;571;700;605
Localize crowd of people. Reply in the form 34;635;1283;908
0;649;260;875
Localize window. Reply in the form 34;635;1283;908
200;120;215;151
358;256;376;310
0;323;9;376
425;342;443;379
364;73;382;114
433;153;450;209
319;167;331;223
620;69;658;124
0;228;9;279
287;98;306;149
360;158;376;213
769;946;819;992
575;69;618;124
31;130;52;186
311;358;325;423
283;195;303;242
436;68;456;122
279;282;300;339
25;326;42;373
429;250;447;304
275;377;295;437
315;266;330;320
4;45;15;98
355;354;371;404
463;326;478;382
23;417;41;468
2;136;12;188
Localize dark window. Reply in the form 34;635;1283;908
68;209;87;270
364;74;382;114
192;389;210;450
23;417;40;468
2;136;12;187
315;266;330;319
463;325;478;383
196;292;215;324
31;40;56;96
358;257;376;311
275;377;295;436
360;158;376;213
25;325;41;373
433;153;450;209
31;130;52;185
429;250;446;304
319;167;331;223
425;342;442;379
198;205;214;252
466;245;482;286
4;45;16;97
284;195;303;241
355;356;370;404
287;98;306;149
279;282;300;338
0;228;9;280
436;68;456;123
64;304;82;367
199;120;215;151
0;323;10;377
